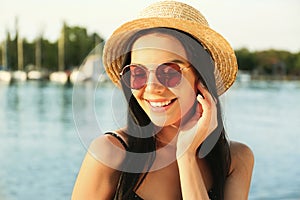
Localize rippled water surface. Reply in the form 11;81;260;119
0;80;299;200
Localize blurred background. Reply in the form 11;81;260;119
0;0;299;199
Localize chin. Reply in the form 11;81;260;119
149;115;178;127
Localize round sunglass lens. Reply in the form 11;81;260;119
156;63;182;87
121;65;147;89
121;66;131;88
131;65;147;89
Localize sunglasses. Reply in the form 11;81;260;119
120;62;190;89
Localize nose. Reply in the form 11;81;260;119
144;70;165;93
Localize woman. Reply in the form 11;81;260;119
72;1;254;199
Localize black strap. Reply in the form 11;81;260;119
105;132;128;150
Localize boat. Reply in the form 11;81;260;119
27;70;47;80
49;71;69;84
12;70;27;81
70;54;108;84
0;70;11;83
236;70;251;83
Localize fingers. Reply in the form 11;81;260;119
196;81;216;107
195;81;218;132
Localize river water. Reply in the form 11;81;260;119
0;80;299;200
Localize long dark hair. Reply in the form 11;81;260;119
114;28;231;200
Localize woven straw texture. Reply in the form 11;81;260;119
103;0;238;95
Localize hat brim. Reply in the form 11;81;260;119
103;17;238;95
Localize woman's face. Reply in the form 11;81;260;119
129;33;198;127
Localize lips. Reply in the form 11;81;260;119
146;98;177;111
149;100;171;107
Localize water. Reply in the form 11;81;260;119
223;81;300;200
0;80;299;200
0;82;84;200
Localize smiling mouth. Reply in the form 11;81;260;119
147;98;177;108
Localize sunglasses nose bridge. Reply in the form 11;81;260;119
144;69;165;89
147;69;158;83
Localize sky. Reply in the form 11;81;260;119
0;0;300;52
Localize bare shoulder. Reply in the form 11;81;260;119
224;141;254;199
72;134;127;199
229;141;254;173
89;133;127;168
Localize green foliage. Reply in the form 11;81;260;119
235;48;300;76
291;52;300;76
0;22;103;72
42;39;58;71
23;39;35;68
1;23;299;78
235;48;257;71
7;33;18;70
63;25;103;69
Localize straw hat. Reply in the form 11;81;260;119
103;0;238;95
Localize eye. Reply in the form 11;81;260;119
158;63;180;77
131;66;146;77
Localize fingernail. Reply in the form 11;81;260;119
197;94;204;101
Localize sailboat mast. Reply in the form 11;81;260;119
35;36;42;71
58;24;65;72
1;38;7;68
17;35;24;71
15;17;24;71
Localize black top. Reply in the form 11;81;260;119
105;132;218;200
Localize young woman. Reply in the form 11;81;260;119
72;1;254;200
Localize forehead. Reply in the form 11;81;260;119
131;33;188;64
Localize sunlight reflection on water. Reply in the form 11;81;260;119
0;80;299;199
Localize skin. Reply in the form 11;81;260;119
72;33;254;200
130;34;197;128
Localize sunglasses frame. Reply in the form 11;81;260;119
120;62;191;89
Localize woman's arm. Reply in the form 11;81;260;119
176;82;217;200
177;153;210;200
72;134;126;200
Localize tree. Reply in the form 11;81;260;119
63;23;103;70
291;52;300;76
235;48;257;71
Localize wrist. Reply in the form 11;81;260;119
176;144;199;159
177;150;198;163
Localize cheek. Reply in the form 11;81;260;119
177;88;196;114
131;90;147;109
131;90;141;102
175;77;197;115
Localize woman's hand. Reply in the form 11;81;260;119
176;82;218;158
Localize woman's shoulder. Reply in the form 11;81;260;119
228;141;254;174
223;141;254;198
72;133;126;199
88;131;128;169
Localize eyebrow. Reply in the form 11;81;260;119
168;59;188;65
132;59;186;64
129;59;188;67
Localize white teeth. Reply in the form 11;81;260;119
149;100;172;107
